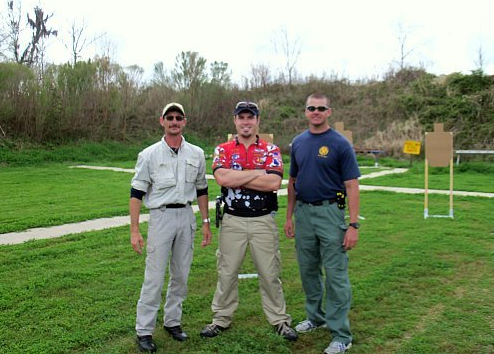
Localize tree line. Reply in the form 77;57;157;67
1;58;493;156
0;2;493;156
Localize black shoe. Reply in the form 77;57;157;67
164;325;188;341
275;322;298;341
200;323;228;338
136;335;157;352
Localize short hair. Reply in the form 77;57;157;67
306;93;330;107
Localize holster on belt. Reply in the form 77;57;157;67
215;195;224;228
336;191;346;210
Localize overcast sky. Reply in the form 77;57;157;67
15;0;494;83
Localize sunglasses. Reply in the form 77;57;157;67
164;115;185;121
306;106;329;112
235;101;259;110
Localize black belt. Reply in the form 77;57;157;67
298;198;337;206
165;203;190;209
224;208;272;217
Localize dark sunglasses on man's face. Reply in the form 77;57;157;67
164;115;185;121
306;106;329;112
235;101;259;110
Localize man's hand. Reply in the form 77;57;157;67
131;231;145;254
284;219;295;239
343;227;358;251
201;223;212;247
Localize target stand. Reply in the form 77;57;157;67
424;123;454;219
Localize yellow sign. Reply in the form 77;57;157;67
403;140;421;155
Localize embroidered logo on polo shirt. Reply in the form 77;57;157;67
318;146;329;158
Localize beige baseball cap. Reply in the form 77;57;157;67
162;102;185;116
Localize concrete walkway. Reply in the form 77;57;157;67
0;201;216;245
2;166;492;245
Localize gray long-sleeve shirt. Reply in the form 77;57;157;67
131;136;208;209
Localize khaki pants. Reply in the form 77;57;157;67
135;205;196;336
211;213;291;327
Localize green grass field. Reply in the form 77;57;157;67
1;192;493;353
1;147;494;353
360;162;494;193
0;162;392;234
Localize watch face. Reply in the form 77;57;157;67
350;222;360;229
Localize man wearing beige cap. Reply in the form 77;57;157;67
130;102;212;352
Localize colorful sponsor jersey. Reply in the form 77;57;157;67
212;136;283;215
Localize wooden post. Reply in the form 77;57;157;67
449;158;454;218
424;158;429;219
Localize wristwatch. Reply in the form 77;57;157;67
202;218;211;224
349;222;360;229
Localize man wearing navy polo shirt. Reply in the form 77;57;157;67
284;93;360;354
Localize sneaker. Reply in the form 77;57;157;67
275;322;298;341
295;319;327;333
200;323;228;338
323;341;352;354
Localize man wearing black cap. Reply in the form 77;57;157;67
130;102;212;352
200;101;297;341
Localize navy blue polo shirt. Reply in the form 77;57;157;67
289;128;360;203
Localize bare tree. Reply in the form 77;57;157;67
0;15;9;60
0;37;9;61
474;43;486;72
394;21;417;70
271;26;302;85
124;64;144;87
5;0;22;61
249;63;272;89
62;19;104;65
6;1;58;67
95;33;117;63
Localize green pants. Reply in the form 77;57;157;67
294;200;352;344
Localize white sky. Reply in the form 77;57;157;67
15;0;494;83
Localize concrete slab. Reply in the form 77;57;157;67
359;168;408;179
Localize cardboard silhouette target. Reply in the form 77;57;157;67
424;123;454;219
334;122;353;144
425;123;453;167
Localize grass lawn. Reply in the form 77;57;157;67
1;192;494;353
360;162;494;193
0;165;133;234
0;162;389;234
1;155;494;353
